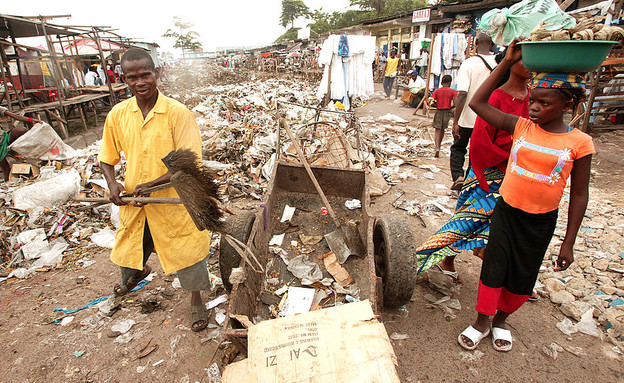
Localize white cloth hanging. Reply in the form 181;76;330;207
317;35;375;101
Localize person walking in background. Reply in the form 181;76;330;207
450;32;496;190
416;50;531;284
429;74;457;157
383;50;400;98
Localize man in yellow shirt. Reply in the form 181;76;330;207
98;49;212;332
383;50;400;98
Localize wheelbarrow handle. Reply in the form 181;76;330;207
279;118;341;228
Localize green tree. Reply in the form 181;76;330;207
383;0;428;16
280;0;310;29
163;17;202;59
351;0;429;17
350;0;386;17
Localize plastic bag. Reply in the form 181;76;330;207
287;255;323;285
479;0;577;46
12;170;80;210
90;228;116;249
8;122;77;160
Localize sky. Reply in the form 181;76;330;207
4;0;354;54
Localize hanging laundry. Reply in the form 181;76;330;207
317;35;376;104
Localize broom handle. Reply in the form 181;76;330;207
120;182;173;197
73;197;181;204
280;119;342;229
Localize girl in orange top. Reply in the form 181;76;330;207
457;40;594;352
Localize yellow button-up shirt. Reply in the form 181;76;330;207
98;92;211;274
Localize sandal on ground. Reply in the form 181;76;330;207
190;304;208;332
528;291;539;302
113;265;152;296
491;327;513;352
450;177;464;191
458;325;490;351
436;264;462;284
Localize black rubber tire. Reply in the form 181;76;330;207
219;210;256;292
373;216;418;308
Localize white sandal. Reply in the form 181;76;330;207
491;327;513;352
458;325;490;351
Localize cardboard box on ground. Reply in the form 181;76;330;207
222;300;399;383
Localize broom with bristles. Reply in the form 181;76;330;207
161;148;224;232
162;149;263;272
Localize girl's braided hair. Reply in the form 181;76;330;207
555;88;586;111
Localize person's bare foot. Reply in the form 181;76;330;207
492;311;511;349
460;314;490;348
190;291;208;332
437;256;461;283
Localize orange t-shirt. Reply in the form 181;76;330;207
499;118;595;214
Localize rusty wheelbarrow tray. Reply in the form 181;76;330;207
220;161;418;355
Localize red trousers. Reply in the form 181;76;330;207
476;281;529;316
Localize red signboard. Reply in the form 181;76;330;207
412;9;431;23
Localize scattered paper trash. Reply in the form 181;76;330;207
378;113;408;123
345;199;362;210
280;205;296;222
215;308;227;326
60;316;75;326
72;350;85;358
206;294;229;310
269;234;285;247
279;286;315;317
390;332;408;340
111;319;136;334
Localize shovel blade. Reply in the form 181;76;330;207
324;230;351;264
324;225;365;264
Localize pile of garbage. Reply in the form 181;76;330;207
0;138;118;279
537;187;624;352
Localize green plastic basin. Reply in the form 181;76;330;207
519;40;618;72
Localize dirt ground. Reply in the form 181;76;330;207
1;82;623;383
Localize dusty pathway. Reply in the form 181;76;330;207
0;82;622;382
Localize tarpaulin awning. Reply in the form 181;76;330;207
63;39;122;55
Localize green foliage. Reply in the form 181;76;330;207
275;0;431;43
163;16;202;56
350;0;386;17
275;27;301;44
383;0;429;15
349;0;429;17
280;0;311;28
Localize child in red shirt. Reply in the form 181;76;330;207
431;75;458;157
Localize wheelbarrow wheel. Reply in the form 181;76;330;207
373;216;418;308
220;210;256;292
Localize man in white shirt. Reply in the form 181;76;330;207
450;32;496;190
84;66;100;86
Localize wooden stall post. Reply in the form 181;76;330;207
415;33;436;116
92;27;116;105
6;21;28;108
40;19;67;107
0;51;15;112
71;35;87;86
